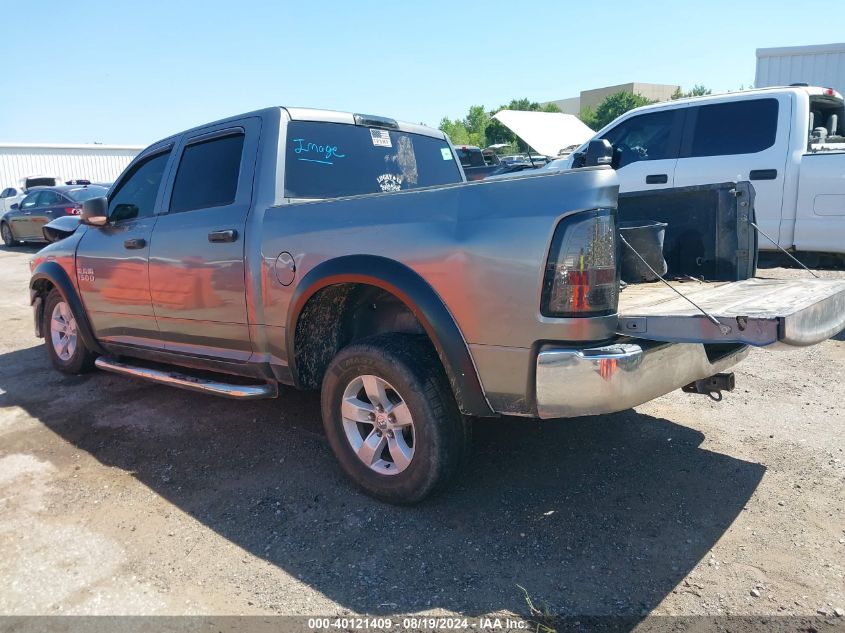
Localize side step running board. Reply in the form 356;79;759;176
94;356;278;400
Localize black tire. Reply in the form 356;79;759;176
321;333;469;504
43;289;97;374
1;222;17;247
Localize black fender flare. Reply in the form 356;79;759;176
30;260;105;355
286;255;495;417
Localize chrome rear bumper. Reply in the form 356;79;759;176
535;340;748;419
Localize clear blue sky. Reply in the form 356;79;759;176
0;0;828;145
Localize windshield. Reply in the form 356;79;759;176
67;185;108;202
284;122;462;199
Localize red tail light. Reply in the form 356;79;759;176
541;209;619;317
65;207;82;215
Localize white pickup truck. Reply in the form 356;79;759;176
554;86;845;259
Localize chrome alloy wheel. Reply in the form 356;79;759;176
341;375;415;475
50;301;78;361
1;223;12;245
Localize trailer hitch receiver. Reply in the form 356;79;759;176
682;372;736;401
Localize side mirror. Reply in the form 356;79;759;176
10;203;18;210
584;139;614;167
81;197;108;226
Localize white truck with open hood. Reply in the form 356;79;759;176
542;86;845;259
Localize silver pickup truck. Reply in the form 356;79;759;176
28;107;845;503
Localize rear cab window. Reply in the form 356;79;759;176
284;122;462;199
808;94;845;146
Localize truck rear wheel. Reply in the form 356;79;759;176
43;289;97;374
320;333;468;504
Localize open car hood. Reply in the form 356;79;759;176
492;110;594;157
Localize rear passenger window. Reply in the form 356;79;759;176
688;98;778;157
601;110;679;168
170;133;244;213
39;191;63;206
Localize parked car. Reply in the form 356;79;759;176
1;184;108;246
500;153;549;168
0;176;65;215
28;107;845;504
552;85;845;258
0;187;24;214
453;145;502;180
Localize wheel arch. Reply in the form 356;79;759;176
30;261;105;354
286;255;495;417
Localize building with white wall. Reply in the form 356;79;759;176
756;43;845;94
0;143;143;189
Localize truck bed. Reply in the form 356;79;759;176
617;277;845;347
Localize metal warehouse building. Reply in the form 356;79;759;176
756;42;845;94
0;143;143;190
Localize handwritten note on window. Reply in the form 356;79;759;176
292;138;346;165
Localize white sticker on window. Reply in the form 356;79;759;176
441;147;452;161
377;173;403;192
370;128;392;148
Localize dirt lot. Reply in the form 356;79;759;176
0;245;843;622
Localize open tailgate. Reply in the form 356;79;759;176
617;278;845;347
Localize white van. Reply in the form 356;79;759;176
555;86;845;257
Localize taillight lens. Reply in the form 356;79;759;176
66;207;82;215
541;208;619;317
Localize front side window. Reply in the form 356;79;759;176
688;98;778;157
284;122;462;199
169;133;244;213
20;192;39;209
602;109;679;168
108;151;171;222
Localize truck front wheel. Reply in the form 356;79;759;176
320;333;468;504
43;289;97;374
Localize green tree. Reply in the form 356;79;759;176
438;116;470;145
579;106;597;130
464;105;490;147
583;92;656;130
438;105;489;147
671;84;712;100
439;99;561;152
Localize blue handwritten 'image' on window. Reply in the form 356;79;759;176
293;139;346;165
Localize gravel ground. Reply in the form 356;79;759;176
0;245;843;623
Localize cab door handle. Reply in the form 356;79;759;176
750;169;778;180
123;238;146;249
646;174;668;184
208;229;238;243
